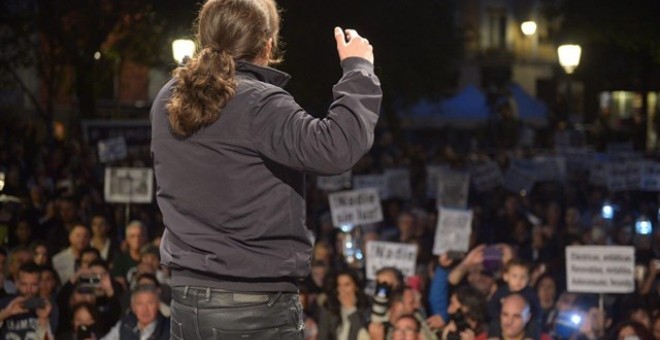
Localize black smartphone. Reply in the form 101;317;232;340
77;325;95;339
22;297;46;310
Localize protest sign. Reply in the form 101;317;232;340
589;155;608;187
426;165;449;198
353;174;388;199
607;162;628;192
366;241;418;280
98;137;128;163
641;162;660;191
104;167;153;203
0;172;4;191
384;168;412;200
533;156;566;182
437;171;470;208
566;246;635;293
433;207;472;255
503;162;536;194
470;161;503;193
316;171;352;191
328;188;383;227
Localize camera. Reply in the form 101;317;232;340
77;324;95;339
22;297;46;310
79;274;102;288
446;310;471;340
370;281;392;323
553;310;582;339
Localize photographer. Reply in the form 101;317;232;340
0;262;53;339
56;259;123;337
440;286;488;340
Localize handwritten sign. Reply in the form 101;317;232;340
433;207;472;255
566;246;635;293
104;167;153;203
470;161;503;193
328;188;383;227
437;171;470;208
317;171;352;191
353;174;388;199
98;137;127;163
366;241;418;280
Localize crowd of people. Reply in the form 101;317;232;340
0;116;659;339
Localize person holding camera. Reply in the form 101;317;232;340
440;286;488;340
0;261;53;339
57;302;99;340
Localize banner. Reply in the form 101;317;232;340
384;168;412;200
316;171;352;191
566;246;635;293
470;161;503;193
98;137;128;163
433;207;472;255
437;171;470;208
366;241;418;280
328;188;383;227
353;174;388;199
104;167;153;203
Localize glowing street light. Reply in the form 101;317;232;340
172;39;196;65
557;44;582;74
521;21;537;36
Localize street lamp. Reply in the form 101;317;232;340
521;21;537;36
557;44;581;74
558;44;582;122
172;39;196;65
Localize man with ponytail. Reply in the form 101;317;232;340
150;0;381;338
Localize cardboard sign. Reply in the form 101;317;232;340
426;165;450;198
366;241;418;280
98;137;127;163
470;161;503;193
316;171;352;191
328;188;383;227
433;207;472;255
384;168;412;200
503;162;536;194
353;174;388;199
104;167;153;203
566;246;635;293
437;171;470;208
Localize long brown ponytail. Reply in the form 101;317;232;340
166;0;282;137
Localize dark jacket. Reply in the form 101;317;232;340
150;58;381;292
118;312;169;340
317;305;370;340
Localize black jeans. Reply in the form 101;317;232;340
170;286;304;340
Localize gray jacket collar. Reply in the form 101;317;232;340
236;61;291;88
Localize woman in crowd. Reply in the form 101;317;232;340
317;269;371;340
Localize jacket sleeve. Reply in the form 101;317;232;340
250;57;382;175
428;266;450;321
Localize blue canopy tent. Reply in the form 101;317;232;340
400;85;490;129
439;85;490;128
509;83;549;127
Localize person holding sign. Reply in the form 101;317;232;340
150;0;381;337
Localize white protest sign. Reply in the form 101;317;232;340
503;162;536;194
433;207;472;255
641;162;660;191
353;174;388;199
470;161;503;193
533;156;566;182
589;155;608;187
625;161;644;191
316;171;352;191
566;246;635;293
437;171;470;208
104;167;153;203
384;168;412;200
328;188;383;227
366;241;418;280
560;147;594;176
426;165;450;198
97;137;127;163
607;162;628;192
